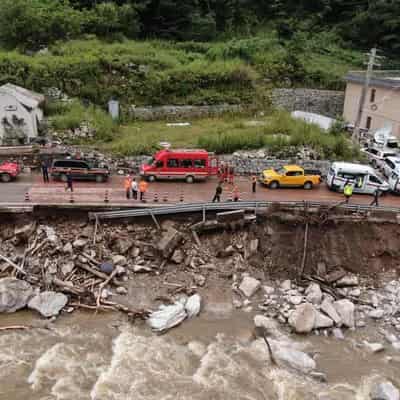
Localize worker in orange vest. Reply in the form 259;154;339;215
124;174;132;199
139;179;148;202
232;185;240;202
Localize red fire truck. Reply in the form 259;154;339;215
140;149;219;183
0;161;21;182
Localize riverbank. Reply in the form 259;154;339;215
1;211;400;398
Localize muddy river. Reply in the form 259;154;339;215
1;303;399;400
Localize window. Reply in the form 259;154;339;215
167;158;179;168
366;116;372;130
369;175;382;184
156;160;163;168
338;172;356;180
370;88;376;103
181;159;193;168
286;171;302;176
194;159;206;168
386;159;395;169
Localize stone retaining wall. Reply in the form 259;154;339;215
120;155;332;177
129;104;243;121
271;88;345;118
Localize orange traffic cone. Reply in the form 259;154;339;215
24;191;30;202
180;191;184;202
69;192;74;203
153;192;159;202
163;192;168;202
104;190;109;203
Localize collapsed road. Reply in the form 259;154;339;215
1;205;400;399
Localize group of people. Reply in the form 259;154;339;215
124;174;148;201
343;179;381;206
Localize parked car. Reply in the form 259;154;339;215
259;165;321;189
140;149;219;183
381;156;400;178
326;162;389;195
0;161;20;182
50;159;110;182
361;146;398;169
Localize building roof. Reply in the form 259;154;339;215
345;71;400;90
0;83;44;109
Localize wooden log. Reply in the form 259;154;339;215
0;325;30;331
0;252;27;276
52;277;86;296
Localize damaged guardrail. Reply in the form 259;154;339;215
88;200;400;221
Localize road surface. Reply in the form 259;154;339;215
1;173;400;207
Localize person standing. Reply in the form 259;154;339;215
232;185;240;202
131;178;138;200
251;174;257;194
65;169;73;192
212;182;222;202
124;174;132;199
370;188;381;206
139;179;148;202
41;160;49;183
343;180;353;203
228;165;235;184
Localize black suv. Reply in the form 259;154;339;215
50;159;110;182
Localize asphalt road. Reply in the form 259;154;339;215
1;173;400;207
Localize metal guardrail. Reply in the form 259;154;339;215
88;200;400;221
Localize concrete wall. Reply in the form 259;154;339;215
129;104;243;121
0;93;38;145
271;88;345;118
343;82;400;137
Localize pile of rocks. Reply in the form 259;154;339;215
234;270;400;348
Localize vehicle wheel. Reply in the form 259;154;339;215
185;175;194;184
147;175;156;182
303;181;313;190
96;175;104;183
60;174;68;182
0;173;11;183
269;181;279;189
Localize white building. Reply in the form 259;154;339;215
0;83;45;145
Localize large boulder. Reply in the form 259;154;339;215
370;381;400;400
333;299;355;328
305;283;323;305
270;339;316;373
239;276;261;298
288;303;316;334
0;278;33;313
321;298;342;325
313;311;334;329
28;291;68;317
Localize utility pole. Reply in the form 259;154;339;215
352;48;381;143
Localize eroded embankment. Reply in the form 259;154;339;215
1;210;400;399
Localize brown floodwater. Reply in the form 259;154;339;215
0;302;399;400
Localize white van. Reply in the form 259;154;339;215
327;162;390;195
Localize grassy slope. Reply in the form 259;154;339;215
0;31;364;108
103;111;361;160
